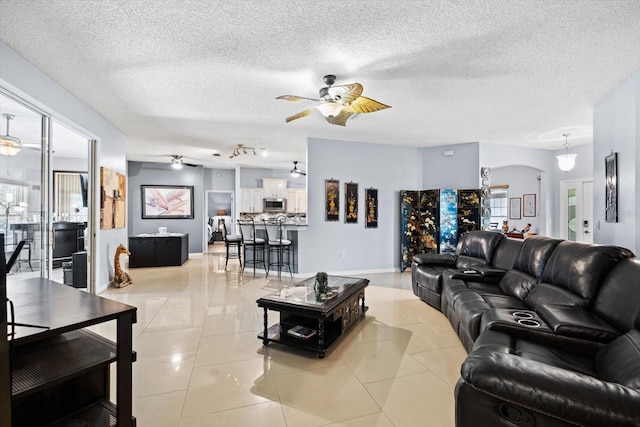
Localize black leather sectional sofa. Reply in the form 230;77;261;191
411;231;640;426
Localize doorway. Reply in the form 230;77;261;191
560;179;593;243
204;190;234;252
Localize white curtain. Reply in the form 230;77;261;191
54;173;81;219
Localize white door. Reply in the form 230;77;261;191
560;179;593;243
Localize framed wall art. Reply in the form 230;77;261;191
141;185;194;219
509;197;521;220
365;188;378;228
345;182;358;223
523;193;536;217
325;179;339;221
605;152;618;222
100;166;127;229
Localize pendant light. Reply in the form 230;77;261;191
556;133;577;172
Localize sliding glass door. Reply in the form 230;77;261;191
0;90;48;280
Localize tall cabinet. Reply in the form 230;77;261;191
400;189;481;271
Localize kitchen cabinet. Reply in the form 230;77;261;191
262;178;287;199
240;188;264;213
128;233;189;267
4;277;137;426
286;188;307;213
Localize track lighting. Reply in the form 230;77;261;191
229;144;261;158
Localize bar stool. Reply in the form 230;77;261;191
264;218;292;279
238;219;267;276
221;221;242;270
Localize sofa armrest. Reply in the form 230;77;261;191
412;253;456;266
537;304;620;343
461;351;640;426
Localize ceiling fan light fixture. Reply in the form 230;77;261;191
557;133;577;172
316;102;344;119
290;161;306;177
0;140;21;156
171;155;184;169
1;114;22;156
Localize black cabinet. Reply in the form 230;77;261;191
129;233;188;267
52;222;86;267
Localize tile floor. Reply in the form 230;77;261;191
93;244;466;427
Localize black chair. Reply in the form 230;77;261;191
264;219;293;279
221;221;242;270
237;219;267;276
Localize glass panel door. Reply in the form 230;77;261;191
0;92;46;281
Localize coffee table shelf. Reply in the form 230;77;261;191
257;275;368;358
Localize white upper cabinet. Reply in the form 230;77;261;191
262;178;287;199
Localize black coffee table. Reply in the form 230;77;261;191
256;275;369;358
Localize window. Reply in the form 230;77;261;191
489;188;508;228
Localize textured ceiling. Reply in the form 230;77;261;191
1;0;640;170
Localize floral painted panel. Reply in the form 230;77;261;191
439;189;458;254
458;189;481;236
400;191;420;271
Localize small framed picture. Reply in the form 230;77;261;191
523;193;536;217
509;197;521;220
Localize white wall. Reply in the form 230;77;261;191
421;142;480;189
593;70;639;253
1;41;127;292
298;138;423;274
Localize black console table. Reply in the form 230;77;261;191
128;233;189;267
5;278;137;426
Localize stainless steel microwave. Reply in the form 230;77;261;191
264;198;286;213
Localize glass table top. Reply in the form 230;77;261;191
259;275;366;307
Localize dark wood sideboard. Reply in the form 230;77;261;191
128;233;189;268
3;277;137;426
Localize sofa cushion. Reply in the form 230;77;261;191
457;230;505;262
525;282;588;308
540;241;634;306
455;255;489;269
593;258;640;331
499;269;538;300
490;237;523;271
596;329;640;389
513;236;562;278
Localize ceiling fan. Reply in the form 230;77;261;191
170;155;198;169
277;74;391;126
0;113;40;156
290;161;306;177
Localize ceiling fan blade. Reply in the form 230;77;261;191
327;83;363;105
184;162;199;167
285;108;314;123
277;95;322;102
324;109;354;126
345;96;391;114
